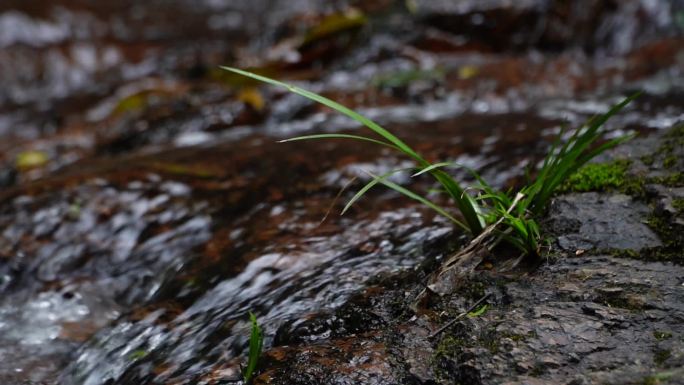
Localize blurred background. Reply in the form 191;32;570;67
1;0;683;184
0;1;683;384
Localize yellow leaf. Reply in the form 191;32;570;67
458;66;479;80
238;87;265;111
113;93;146;114
302;8;367;45
16;150;49;170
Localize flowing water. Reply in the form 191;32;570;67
0;1;683;384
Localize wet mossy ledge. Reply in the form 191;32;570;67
251;124;684;385
554;157;650;197
559;124;684;264
598;211;684;264
433;123;684;381
560;123;683;195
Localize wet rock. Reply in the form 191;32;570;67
256;336;398;385
429;255;684;384
274;289;386;346
0;167;16;187
416;0;682;53
244;126;684;385
0;0;682;384
650;185;684;224
549;193;662;251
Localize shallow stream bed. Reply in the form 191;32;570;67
0;1;683;384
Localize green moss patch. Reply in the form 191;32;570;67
643;214;684;264
607;211;684;264
651;172;684;187
558;160;632;193
654;349;672;366
641;154;655;166
562;125;684;197
652;124;684;172
662;125;684;153
434;335;466;359
653;331;673;341
673;199;684;215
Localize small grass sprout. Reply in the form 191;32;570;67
467;304;489;318
243;312;263;384
221;66;638;258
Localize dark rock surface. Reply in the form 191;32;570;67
549;193;661;251
252;126;684;385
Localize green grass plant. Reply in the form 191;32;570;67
221;66;637;258
243;312;263;384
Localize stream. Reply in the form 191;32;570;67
0;1;683;384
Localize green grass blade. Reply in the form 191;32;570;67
475;192;511;206
412;161;455;177
583;92;641;134
572;133;635;171
558;94;638;163
243;312;263;383
427;188;447;194
279;133;401;151
408;161;486;231
467;304;489;317
410;161;488;193
431;170;484;233
223;65;484;235
221;66;424;162
529;94;638;214
365;170;469;231
342;168;413;215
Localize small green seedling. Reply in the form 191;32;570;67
243;312;263;384
467;304;489;318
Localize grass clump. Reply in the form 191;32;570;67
221;66;637;259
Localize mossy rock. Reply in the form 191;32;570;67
559;160;631;193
